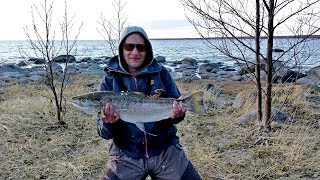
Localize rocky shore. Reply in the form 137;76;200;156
1;54;319;141
1;54;319;90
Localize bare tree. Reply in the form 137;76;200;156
24;0;82;126
97;0;128;56
180;0;320;131
255;0;263;123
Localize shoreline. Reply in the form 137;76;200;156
0;55;319;88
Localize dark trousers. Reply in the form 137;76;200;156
102;145;201;180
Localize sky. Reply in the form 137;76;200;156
0;0;199;40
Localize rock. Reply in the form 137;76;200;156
28;66;46;76
238;62;255;75
232;89;257;109
28;58;46;64
199;63;220;72
217;70;228;76
173;67;183;73
0;64;30;78
172;61;182;65
155;56;166;63
170;71;182;80
235;107;292;124
181;69;196;77
306;65;320;79
229;75;243;81
79;57;92;62
53;55;76;63
199;72;214;79
234;109;257;124
52;63;63;73
210;68;220;73
181;75;200;82
0;64;24;72
222;66;236;71
300;93;320;105
1;71;26;78
274;68;306;83
242;71;267;82
201;83;224;95
29;75;43;81
0;79;8;89
17;61;28;66
181;57;198;66
296;76;320;86
185;65;198;70
66;65;80;75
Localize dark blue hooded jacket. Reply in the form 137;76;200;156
96;26;184;158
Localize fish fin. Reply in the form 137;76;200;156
184;91;207;115
132;92;146;96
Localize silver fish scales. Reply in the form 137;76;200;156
72;91;206;132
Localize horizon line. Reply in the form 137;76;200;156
1;35;320;41
150;34;320;40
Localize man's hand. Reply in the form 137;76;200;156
102;103;120;123
170;95;187;119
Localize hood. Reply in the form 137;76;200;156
118;26;154;73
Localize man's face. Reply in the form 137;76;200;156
123;33;147;73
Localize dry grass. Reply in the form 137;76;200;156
1;75;319;179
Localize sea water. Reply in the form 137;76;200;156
0;38;319;72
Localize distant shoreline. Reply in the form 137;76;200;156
150;35;320;41
1;35;319;42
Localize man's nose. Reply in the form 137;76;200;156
131;47;140;54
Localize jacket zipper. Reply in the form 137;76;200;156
133;76;139;91
133;75;149;158
144;132;149;158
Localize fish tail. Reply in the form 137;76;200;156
184;91;206;114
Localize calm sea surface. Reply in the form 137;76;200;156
0;38;319;72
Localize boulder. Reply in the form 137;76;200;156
201;83;224;95
235;107;292;124
53;55;76;63
296;76;320;86
155;56;166;63
232;89;256;109
28;58;46;64
181;57;198;66
274;68;306;83
306;66;320;78
17;61;28;67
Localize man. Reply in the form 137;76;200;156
97;26;201;180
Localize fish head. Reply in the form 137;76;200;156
71;91;108;115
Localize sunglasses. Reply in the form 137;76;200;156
123;43;147;52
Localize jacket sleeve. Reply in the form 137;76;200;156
99;75;114;91
161;116;185;125
159;66;185;124
96;116;123;139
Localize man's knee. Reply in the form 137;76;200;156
180;162;202;180
102;169;121;180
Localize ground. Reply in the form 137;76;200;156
0;75;319;179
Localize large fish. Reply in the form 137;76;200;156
72;91;206;132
